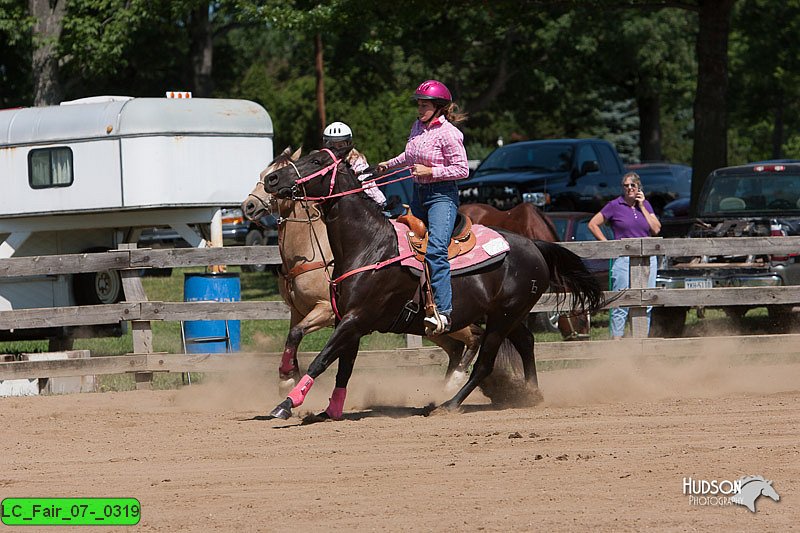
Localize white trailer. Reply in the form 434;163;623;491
0;96;273;343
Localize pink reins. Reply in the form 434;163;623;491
286;148;413;202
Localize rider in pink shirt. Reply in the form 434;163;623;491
378;80;468;335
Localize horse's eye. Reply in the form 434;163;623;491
312;158;321;165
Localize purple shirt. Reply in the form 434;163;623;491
385;115;469;184
600;196;657;239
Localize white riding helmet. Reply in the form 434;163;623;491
323;121;353;144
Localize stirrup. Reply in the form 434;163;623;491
424;312;450;336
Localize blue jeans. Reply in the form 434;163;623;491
411;181;458;316
609;255;658;338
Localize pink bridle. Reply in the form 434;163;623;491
289;148;341;199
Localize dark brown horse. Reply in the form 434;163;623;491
243;146;604;420
459;202;591;340
246;147;481;397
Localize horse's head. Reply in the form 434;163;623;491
761;480;780;502
260;144;352;201
242;146;301;222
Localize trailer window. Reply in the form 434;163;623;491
28;147;73;189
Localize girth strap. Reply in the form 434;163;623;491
329;251;415;320
285;260;331;282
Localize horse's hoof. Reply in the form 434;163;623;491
268;398;293;420
301;411;334;424
430;401;462;416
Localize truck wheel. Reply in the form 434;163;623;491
73;248;123;305
650;307;686;337
241;229;267;273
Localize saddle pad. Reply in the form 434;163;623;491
390;219;510;275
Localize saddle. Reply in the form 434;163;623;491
396;205;476;262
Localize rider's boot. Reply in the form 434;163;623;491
424;308;451;336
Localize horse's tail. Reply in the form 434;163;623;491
533;240;605;315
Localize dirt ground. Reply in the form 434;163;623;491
1;353;798;532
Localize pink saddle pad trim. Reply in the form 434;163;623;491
390;219;510;272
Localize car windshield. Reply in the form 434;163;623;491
476;144;574;175
700;172;800;215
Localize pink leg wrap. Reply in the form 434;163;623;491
325;387;347;420
279;348;297;375
287;374;314;407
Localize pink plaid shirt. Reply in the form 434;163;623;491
385;115;469;184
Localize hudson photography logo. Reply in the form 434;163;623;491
683;475;781;512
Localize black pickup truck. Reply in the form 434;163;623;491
653;162;800;336
457;138;627;212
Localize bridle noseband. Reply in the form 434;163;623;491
289;148;341;201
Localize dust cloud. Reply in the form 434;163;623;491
542;341;800;407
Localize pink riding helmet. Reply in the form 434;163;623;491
413;79;452;102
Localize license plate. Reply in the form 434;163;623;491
685;278;713;289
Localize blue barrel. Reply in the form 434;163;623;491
183;273;241;353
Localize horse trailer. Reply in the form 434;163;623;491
0;96;273;344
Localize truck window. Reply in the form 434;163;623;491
28;147;73;189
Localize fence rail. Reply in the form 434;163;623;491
2;237;800;384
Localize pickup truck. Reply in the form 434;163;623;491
652;162;800;336
457;138;627;213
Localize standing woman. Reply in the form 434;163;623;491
587;172;661;339
377;80;469;335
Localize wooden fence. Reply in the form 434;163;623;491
2;236;800;383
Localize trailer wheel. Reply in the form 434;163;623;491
241;229;267;273
73;248;123;305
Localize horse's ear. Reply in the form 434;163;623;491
291;147;302;161
280;146;293;156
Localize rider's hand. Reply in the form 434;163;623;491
376;162;389;173
411;164;433;179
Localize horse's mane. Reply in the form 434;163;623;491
739;475;768;486
260;146;301;179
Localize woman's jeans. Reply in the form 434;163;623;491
609;255;658;338
411;181;458;317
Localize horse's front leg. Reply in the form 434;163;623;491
316;343;358;421
268;315;362;420
278;304;335;396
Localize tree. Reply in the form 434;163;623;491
0;0;33;107
29;0;66;105
690;0;735;214
729;0;800;161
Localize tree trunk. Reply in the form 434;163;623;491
29;0;66;106
637;93;662;162
190;3;214;97
690;0;734;216
315;33;326;137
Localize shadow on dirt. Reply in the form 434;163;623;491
242;401;524;426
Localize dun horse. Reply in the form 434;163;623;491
251;148;481;395
243;146;604;420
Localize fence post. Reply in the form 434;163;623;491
118;243;154;389
405;334;423;348
628;239;648;338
